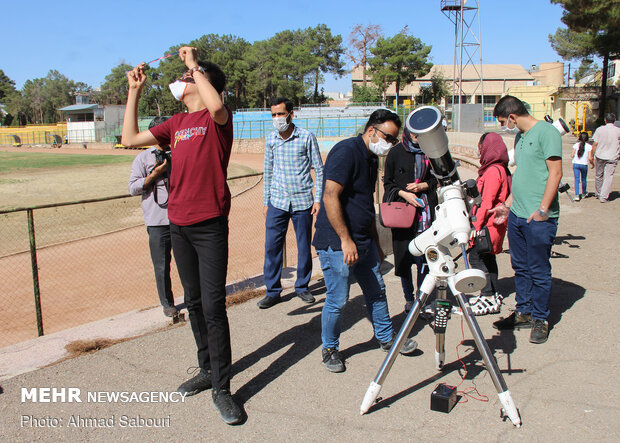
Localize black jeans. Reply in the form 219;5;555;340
170;216;231;391
468;248;499;297
147;225;174;308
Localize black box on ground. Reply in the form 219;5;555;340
430;383;457;413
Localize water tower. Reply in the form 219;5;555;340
441;0;484;132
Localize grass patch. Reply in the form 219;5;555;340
226;286;265;307
0;152;134;172
65;338;128;357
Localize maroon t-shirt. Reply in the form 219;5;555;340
149;107;233;226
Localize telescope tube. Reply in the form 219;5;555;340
406;106;460;186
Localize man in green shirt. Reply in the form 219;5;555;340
489;95;563;344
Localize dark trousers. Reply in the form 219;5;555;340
147;225;174;308
507;212;558;321
468;248;499;297
170;217;231;391
263;202;313;298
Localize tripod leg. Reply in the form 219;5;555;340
451;288;522;427
360;276;436;415
434;281;448;370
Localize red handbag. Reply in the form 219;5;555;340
379;189;416;228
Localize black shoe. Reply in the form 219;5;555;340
212;389;243;425
492;311;532;330
322;348;345;373
163;306;178;317
296;290;315;304
529;319;549;344
257;295;281;309
178;368;212;396
380;337;418;355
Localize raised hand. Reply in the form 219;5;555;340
127;63;146;90
179;46;198;69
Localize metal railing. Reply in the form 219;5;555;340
0;172;277;348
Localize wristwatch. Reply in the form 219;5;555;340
537;208;548;217
188;65;205;76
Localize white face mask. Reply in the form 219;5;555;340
368;134;393;156
168;81;188;101
273;115;290;133
501;116;520;135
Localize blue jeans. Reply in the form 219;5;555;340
264;203;313;298
573;164;588;195
507;212;558;321
318;243;394;350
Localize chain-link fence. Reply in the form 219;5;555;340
0;172;316;349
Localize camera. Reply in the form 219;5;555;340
154;149;171;166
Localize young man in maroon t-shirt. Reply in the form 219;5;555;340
121;46;242;425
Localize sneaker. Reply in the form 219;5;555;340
212;389;243;425
529;319;549;344
163;306;178;317
380;337;418;355
296;290;315;304
178;368;212;396
574;194;581;201
322;348;345;373
257;295;281;309
492;311;532;330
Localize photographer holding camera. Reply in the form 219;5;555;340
128;116;176;317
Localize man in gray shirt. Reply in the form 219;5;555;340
590;113;620;203
128;117;176;317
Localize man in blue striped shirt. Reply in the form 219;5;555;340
257;97;324;309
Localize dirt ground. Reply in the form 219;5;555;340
0;145;274;347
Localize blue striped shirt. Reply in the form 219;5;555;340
264;125;324;212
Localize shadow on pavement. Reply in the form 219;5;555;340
366;326;525;414
230;281;370;404
548;277;585;329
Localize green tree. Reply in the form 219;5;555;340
98;63;134;105
306;24;345;103
368;32;432;106
549;0;620;118
0;70;18;125
0;69;16;103
573;59;599;82
347;24;383;87
351;84;382;103
245;39;277;108
416;71;450;105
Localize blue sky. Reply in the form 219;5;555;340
3;0;575;93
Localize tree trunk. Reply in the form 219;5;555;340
314;70;319;102
599;52;609;121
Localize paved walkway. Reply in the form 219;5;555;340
1;136;619;441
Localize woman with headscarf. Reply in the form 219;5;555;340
383;128;438;313
468;132;512;315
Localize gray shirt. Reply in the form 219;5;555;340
128;147;169;226
593;123;620;161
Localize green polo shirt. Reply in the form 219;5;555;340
511;121;562;219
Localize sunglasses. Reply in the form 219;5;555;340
373;126;399;145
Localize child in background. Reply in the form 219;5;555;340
571;132;592;201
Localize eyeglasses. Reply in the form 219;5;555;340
373;126;399;145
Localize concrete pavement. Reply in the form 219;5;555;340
0;135;619;441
